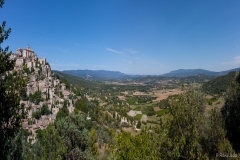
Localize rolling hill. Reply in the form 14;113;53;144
161;68;240;77
53;70;102;89
202;71;237;94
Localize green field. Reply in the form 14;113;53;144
134;114;143;120
205;98;218;103
156;109;169;116
133;106;142;111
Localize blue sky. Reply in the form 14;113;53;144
1;0;240;75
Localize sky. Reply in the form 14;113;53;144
1;0;240;75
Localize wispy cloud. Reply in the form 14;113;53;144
222;56;240;65
106;48;122;54
124;60;132;64
74;43;81;47
126;48;139;54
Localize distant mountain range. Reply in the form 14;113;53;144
55;68;240;80
161;68;240;77
60;70;127;80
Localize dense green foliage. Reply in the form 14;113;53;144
75;98;89;113
221;72;240;152
157;98;170;109
56;114;93;159
56;106;69;120
146;107;155;116
21;114;94;159
32;104;51;119
27;124;67;159
160;87;233;159
29;91;44;105
114;131;159;159
202;72;236;95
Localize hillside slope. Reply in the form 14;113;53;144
53;70;102;89
202;72;236;94
61;69;127;80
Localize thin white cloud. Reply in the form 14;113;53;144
126;48;139;54
222;56;240;65
124;60;132;64
74;43;81;47
106;48;122;54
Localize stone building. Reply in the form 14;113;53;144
15;58;25;66
22;45;34;58
38;58;46;65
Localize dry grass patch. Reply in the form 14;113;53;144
118;95;126;100
152;88;183;102
122;127;141;136
153;107;161;112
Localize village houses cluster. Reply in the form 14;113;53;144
10;46;78;142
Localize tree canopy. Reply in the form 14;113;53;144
221;71;240;152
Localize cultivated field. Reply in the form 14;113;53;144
152;88;183;102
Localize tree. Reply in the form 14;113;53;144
56;106;69;120
29;91;43;105
6;129;30;160
89;128;99;156
26;124;67;159
160;86;208;159
221;71;240;152
159;86;233;159
75;99;88;113
202;108;233;158
41;104;51;115
136;121;141;129
56;114;94;159
114;131;159;159
0;0;27;157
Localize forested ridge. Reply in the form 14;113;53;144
202;72;236;95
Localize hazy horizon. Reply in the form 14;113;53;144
56;67;240;76
1;0;240;74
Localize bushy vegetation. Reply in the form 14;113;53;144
29;91;44;105
32;104;51;119
25;114;94;159
75;98;89;113
157;98;170;109
221;72;240;152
